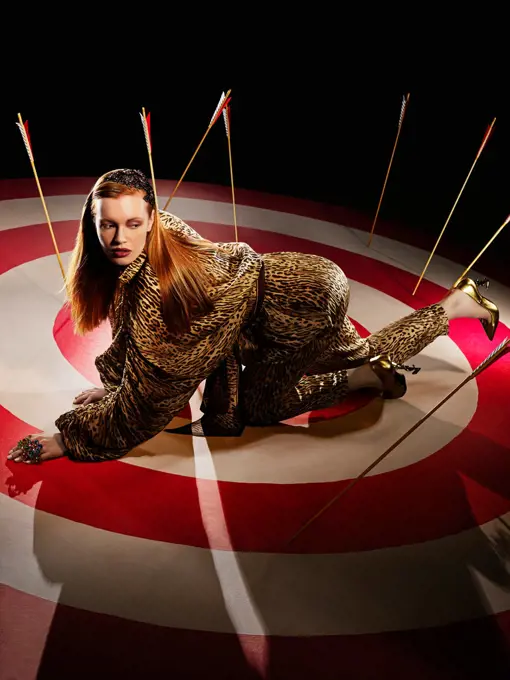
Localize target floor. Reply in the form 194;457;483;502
2;178;510;679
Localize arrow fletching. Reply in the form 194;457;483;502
223;102;231;137
398;93;409;129
476;117;496;159
16;118;34;163
140;109;152;154
210;91;226;125
210;91;231;127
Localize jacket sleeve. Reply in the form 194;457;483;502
94;326;127;393
56;339;199;462
94;289;129;393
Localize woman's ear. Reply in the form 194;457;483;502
148;210;155;232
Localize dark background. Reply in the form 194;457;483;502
1;83;508;275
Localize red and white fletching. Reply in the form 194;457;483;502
16;120;34;163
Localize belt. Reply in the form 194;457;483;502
234;261;266;362
251;261;266;325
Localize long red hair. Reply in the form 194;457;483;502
66;176;217;335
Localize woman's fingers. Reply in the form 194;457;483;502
74;388;95;404
8;434;46;463
82;392;98;405
82;389;105;405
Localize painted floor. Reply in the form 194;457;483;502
2;178;510;679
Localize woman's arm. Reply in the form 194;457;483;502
94;326;127;393
56;341;200;462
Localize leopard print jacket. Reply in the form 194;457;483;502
55;211;370;461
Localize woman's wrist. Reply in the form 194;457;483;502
54;432;68;455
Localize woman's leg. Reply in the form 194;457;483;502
367;303;449;365
241;356;351;426
305;302;448;375
367;283;494;364
242;286;496;426
310;281;495;374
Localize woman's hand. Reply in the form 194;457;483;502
7;433;66;464
73;387;107;405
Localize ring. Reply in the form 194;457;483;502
16;436;43;463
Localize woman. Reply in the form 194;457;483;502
8;169;499;464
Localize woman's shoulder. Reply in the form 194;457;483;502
158;210;201;240
158;210;260;262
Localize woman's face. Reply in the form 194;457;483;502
94;193;154;266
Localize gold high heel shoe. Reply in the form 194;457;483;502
451;277;499;341
368;355;421;400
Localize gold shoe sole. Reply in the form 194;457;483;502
369;355;407;399
452;277;499;341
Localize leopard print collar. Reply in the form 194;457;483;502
118;251;147;285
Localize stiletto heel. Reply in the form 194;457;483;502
368;355;421;399
452;277;499;341
396;362;422;375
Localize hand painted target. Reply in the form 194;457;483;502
2;179;510;679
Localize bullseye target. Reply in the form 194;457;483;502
2;178;510;679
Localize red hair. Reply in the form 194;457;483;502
66;176;217;335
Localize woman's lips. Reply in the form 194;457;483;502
110;249;131;258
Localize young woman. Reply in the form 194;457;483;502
8;169;499;464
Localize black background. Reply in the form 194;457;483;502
1;82;508;271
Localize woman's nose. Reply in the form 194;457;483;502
113;226;128;244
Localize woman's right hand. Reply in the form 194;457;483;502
73;387;107;406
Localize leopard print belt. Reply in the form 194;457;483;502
246;261;265;328
234;261;266;360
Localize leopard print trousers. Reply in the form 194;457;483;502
240;303;450;426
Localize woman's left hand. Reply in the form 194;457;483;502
7;433;66;464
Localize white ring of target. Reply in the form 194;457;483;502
2;493;510;635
